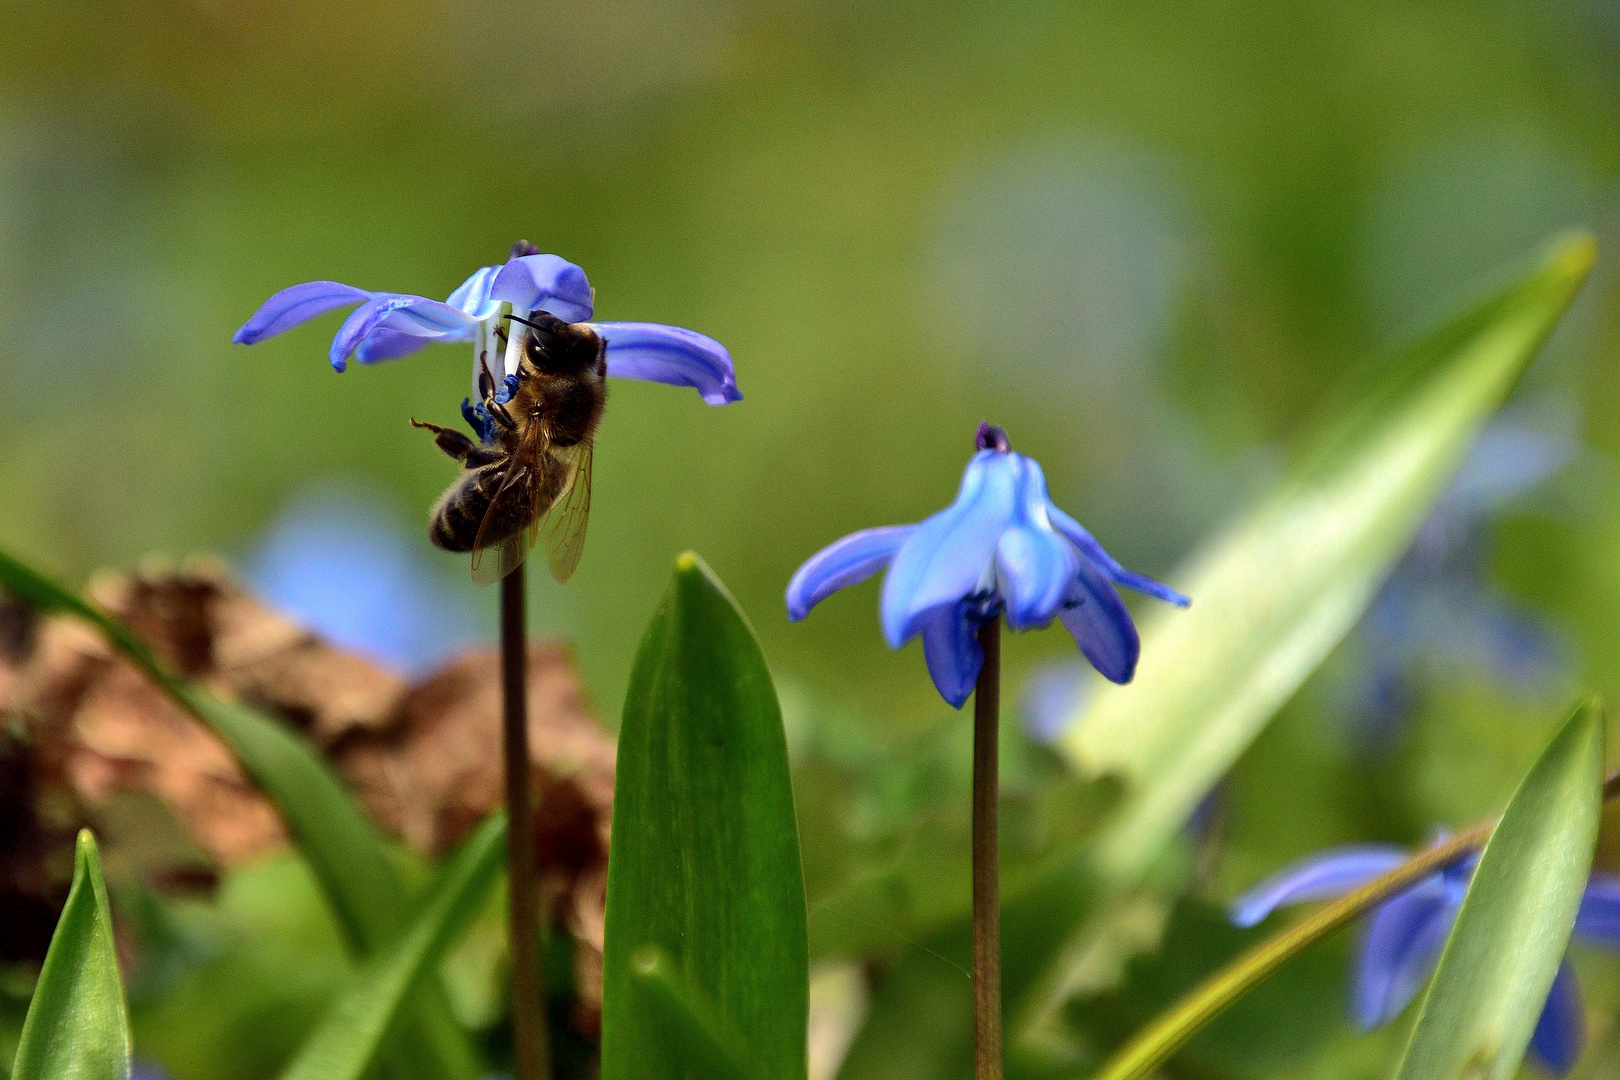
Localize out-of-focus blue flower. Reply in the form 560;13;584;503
1019;658;1093;743
1348;411;1576;751
243;480;480;676
786;423;1188;707
1232;842;1620;1074
233;242;740;407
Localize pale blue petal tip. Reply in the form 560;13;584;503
596;322;742;405
785;525;913;621
1228;845;1409;927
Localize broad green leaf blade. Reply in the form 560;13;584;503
601;553;809;1080
12;831;129;1080
0;550;480;1080
277;813;506;1080
630;946;757;1080
1058;235;1595;891
1394;699;1604;1080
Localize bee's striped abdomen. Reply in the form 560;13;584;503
429;464;525;552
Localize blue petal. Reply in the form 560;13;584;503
1573;873;1620;946
593;322;741;405
786;525;914;621
445;265;503;320
489;254;594;322
996;524;1077;630
1047;504;1190;607
353;328;434;363
233;281;373;345
1352;877;1457;1028
329;295;481;372
881;451;1017;648
1057;552;1140;683
916;601;984;708
1530;960;1585;1075
1229;845;1410;927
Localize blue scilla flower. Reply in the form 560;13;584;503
233;241;740;414
786;423;1189;707
1231;842;1620;1074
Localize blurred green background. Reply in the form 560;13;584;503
5;0;1619;716
6;1;1620;1076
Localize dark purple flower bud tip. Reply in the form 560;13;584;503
976;421;1011;453
510;239;542;260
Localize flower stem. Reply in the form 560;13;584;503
972;619;1003;1080
502;564;550;1080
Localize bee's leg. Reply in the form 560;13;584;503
483;393;519;431
411;418;499;467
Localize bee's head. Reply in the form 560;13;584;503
508;312;603;376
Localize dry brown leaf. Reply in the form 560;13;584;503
0;560;615;1022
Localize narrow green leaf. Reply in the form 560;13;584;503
0;551;480;1080
601;553;809;1080
277;813;506;1080
1394;699;1604;1080
12;831;130;1080
630;946;757;1080
1059;234;1595;891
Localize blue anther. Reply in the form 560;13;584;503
494;373;520;405
461;397;495;444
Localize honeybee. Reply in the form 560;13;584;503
411;311;606;585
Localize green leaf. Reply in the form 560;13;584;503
601;553;809;1080
12;831;130;1080
629;946;757;1080
0;550;480;1080
1058;234;1596;891
276;813;506;1080
838;233;1597;1079
1394;698;1604;1080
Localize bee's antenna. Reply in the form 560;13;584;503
503;313;544;330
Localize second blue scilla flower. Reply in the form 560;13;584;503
1231;839;1620;1074
786;422;1189;707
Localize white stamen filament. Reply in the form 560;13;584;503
503;305;529;379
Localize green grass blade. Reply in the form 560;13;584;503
1394;698;1604;1080
601;552;809;1080
12;831;130;1080
1058;234;1596;892
0;550;481;1080
276;813;506;1080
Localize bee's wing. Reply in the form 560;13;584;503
470;427;548;587
542;441;593;584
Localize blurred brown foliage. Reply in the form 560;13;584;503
0;561;613;1024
